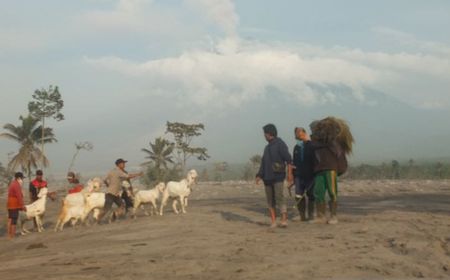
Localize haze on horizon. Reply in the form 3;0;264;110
1;0;450;176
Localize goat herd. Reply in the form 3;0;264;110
18;169;198;235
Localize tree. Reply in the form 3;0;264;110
0;115;57;179
391;160;400;179
28;85;64;165
68;141;93;173
142;137;176;182
165;122;209;171
436;162;443;179
250;154;262;173
0;162;11;192
200;168;209;181
214;161;228;182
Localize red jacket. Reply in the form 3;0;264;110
29;179;48;201
8;180;24;210
68;184;84;194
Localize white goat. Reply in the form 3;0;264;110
19;187;49;235
132;182;165;218
54;178;102;232
81;192;106;222
81;180;131;224
159;169;198;215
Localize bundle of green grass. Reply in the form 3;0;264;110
310;117;354;155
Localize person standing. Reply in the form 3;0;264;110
29;170;47;202
67;172;84;194
29;169;48;230
288;127;315;222
99;159;143;223
7;172;26;239
309;117;353;225
256;124;292;228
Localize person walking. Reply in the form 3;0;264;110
7;172;26;239
99;159;143;223
309;117;352;225
256;124;292;228
288;127;315;222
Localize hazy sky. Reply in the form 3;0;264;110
1;0;450;176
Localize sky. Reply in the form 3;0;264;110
1;0;450;176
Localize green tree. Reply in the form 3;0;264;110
165;121;209;171
214;161;228;182
142;137;176;182
68;141;94;173
200;168;209;181
250;154;262;173
28;85;64;165
391;160;400;179
0;115;57;179
0;161;11;192
436;162;443;179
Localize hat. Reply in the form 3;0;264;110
14;172;24;179
36;170;43;176
263;124;277;137
115;158;128;165
67;172;76;179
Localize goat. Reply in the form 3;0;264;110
132;182;165;218
54;178;102;232
19;187;49;235
81;179;133;224
159;169;198;215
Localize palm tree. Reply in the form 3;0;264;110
142;137;175;170
0;115;56;179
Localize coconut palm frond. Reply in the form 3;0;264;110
0;132;20;142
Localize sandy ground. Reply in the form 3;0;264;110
0;179;449;280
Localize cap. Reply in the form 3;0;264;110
67;172;76;179
14;172;24;179
36;170;43;176
115;158;128;165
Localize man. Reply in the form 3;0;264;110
29;170;47;202
288;127;315;222
7;172;26;239
67;172;83;194
256;124;292;228
99;159;143;223
29;169;48;230
309;117;352;225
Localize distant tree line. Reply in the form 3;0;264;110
198;157;450;182
344;160;449;180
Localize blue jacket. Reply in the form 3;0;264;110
257;137;292;184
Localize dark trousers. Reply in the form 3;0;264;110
294;177;315;201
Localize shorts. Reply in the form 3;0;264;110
264;181;287;213
8;209;19;225
104;193;124;212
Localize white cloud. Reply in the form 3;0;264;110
186;0;239;37
85;35;450;110
79;1;450;111
76;0;188;36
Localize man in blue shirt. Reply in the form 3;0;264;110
288;127;315;221
256;124;292;228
